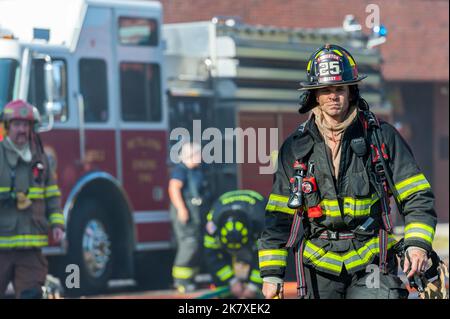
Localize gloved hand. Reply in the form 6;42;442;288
229;277;245;298
404;246;429;278
52;227;65;244
262;281;283;299
241;282;258;299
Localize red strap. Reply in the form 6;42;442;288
286;208;302;248
294;240;307;297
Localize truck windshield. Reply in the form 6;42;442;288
0;58;18;111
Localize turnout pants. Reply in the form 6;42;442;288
0;249;47;299
170;202;202;286
303;255;409;299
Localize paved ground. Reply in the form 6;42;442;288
83;223;448;299
5;224;448;299
81;282;301;299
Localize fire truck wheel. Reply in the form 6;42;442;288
67;199;113;296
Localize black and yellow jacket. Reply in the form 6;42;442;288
0;140;64;249
258;112;437;278
204;190;266;287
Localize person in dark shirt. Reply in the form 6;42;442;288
168;142;205;292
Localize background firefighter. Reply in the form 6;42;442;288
204;190;266;298
168;142;208;293
0;99;65;299
258;44;437;299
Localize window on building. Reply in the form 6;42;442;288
27;58;69;122
120;63;161;122
79;58;109;122
118;17;158;46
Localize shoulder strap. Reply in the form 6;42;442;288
31;133;50;185
361;110;403;214
292;119;315;162
297;118;309;135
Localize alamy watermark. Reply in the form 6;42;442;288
365;264;381;289
170;120;279;175
65;264;80;289
365;4;381;30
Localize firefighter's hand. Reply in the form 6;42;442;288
177;207;189;224
403;247;428;278
52;227;65;244
230;279;245;298
241;283;258;299
262;282;283;299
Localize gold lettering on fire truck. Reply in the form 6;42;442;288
132;159;157;184
85;149;106;162
132;159;157;170
126;137;162;151
138;174;153;183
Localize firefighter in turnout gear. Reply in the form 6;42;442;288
204;190;266;298
258;44;437;299
0;100;65;299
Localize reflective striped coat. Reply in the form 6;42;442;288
0;141;64;249
204;190;266;287
258;113;437;278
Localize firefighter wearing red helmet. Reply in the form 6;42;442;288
0;99;65;299
258;44;437;299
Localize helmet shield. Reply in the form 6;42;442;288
1;100;38;124
299;44;367;90
218;214;250;252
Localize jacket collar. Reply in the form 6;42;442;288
1;138;33;167
294;109;364;142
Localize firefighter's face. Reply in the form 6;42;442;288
315;85;350;121
184;151;201;169
8;120;31;147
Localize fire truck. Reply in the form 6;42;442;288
0;0;388;294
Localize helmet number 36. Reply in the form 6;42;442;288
319;61;341;76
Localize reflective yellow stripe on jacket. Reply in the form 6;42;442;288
49;213;65;226
259;249;288;270
321;194;379;218
405;222;435;245
0;187;10;193
267;193;379;218
249;269;263;284
28;187;44;199
204;235;220;249
0;186;61;199
172;266;196;280
395;173;431;202
45;185;61;198
0;235;48;248
303;235;397;275
266;194;296;215
216;265;234;282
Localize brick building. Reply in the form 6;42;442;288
158;0;449;222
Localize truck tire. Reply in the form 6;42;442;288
66;199;113;296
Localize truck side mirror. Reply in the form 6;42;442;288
39;57;65;132
44;58;64;117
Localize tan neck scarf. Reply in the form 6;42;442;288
4;136;32;166
311;104;357;177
